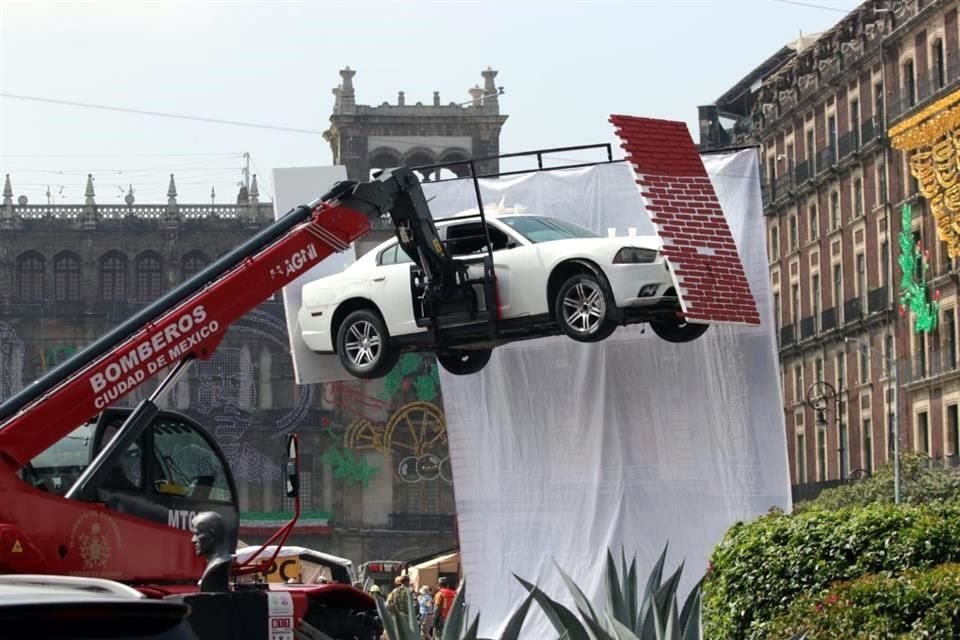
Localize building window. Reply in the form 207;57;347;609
789;215;798;251
99;251;127;302
806;129;815;164
860;339;870;384
932;39;945;90
874;80;884;120
830;191;841;229
903;59;916;107
815;356;824;382
770;226;780;260
792;283;801;330
836;351;846;390
16;251;45;303
948;405;959;459
828;114;837;154
945;308;957;369
857;253;867;307
853;178;863;217
850;99;860;146
816;427;827;481
833;263;843;312
839;422;849;479
918;411;930;455
53;252;81;303
773;291;782;329
812;273;821;331
880;239;889;287
863;419;873;474
182;251;210;282
809;203;819;241
794;365;803;401
796;431;807;484
877;161;887;205
135;252;163;302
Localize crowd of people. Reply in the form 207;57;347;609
369;575;459;639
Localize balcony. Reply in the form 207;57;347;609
815;147;836;174
837;129;859;160
762;182;773;209
903;348;959;385
794;160;811;186
843;298;863;324
387;513;456;532
773;173;793;202
821;307;837;332
780;324;795;348
860;116;880;145
867;286;888;314
800;316;816;340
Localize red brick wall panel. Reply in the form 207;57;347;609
610;114;761;325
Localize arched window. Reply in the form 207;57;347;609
181;251;209;282
16;252;45;302
100;251;127;301
53;252;81;303
932;39;945;90
135;251;163;301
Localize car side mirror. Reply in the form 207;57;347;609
505;241;518;250
285;434;299;499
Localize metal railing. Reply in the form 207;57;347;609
387;513;456;532
838;129;859;160
816;147;836;174
780;324;795;348
843;298;863;324
902;347;959;384
867;286;889;314
860;116;880;145
821;307;837;332
794;159;811;186
800;316;816;340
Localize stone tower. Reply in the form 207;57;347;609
324;67;508;183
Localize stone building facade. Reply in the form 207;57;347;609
0;67;507;563
698;0;959;499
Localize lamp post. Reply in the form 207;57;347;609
844;336;900;505
805;380;839;481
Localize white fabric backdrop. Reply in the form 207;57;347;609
423;150;790;639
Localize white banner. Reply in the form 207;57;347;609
429;151;790;639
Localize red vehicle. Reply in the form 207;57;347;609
0;168;453;639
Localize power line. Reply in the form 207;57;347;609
0;93;327;135
771;0;853;13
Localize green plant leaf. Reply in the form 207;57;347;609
605;613;640;640
638;543;669;632
376;595;401;640
463;614;481;640
652;561;685;626
497;590;535;640
663;600;681;640
553;559;609;640
625;550;638;633
514;574;591;640
605;548;628;629
678;576;703;640
442;580;469;640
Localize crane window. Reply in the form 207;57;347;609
152;420;233;504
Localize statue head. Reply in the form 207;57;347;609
190;511;227;560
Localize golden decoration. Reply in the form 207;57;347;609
890;89;960;257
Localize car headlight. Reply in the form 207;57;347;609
613;247;658;264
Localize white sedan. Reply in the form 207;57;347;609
298;214;708;379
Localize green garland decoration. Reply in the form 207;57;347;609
898;203;940;333
320;446;378;487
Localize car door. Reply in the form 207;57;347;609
369;242;420;337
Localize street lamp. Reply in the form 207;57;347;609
805;380;842;480
844;336;900;504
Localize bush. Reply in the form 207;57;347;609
763;563;960;639
795;453;960;513
702;501;960;640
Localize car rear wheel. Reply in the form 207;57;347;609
649;315;709;343
436;348;493;375
554;273;618;342
336;309;399;379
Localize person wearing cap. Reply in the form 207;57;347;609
368;583;383;599
387;574;413;624
432;577;457;637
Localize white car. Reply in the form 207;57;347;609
299;213;708;379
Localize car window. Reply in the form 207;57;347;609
152;419;233;503
26;424;94;495
445;222;513;256
378;243;415;266
500;216;600;243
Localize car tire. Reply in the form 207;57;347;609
436;348;493;375
554;272;618;343
649;315;710;343
336;308;399;379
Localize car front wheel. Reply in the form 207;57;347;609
649;315;710;343
554;273;618;342
436;348;492;376
336;309;399;379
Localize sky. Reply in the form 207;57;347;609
1;0;863;206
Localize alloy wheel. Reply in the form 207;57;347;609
344;320;382;368
561;281;606;334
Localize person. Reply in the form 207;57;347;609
386;575;413;624
189;511;232;593
417;585;435;639
368;584;383;599
432;577;457;637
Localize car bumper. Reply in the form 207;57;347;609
298;304;336;353
605;259;677;308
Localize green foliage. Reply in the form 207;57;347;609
515;544;705;640
702;501;960;640
898;202;939;332
795;453;960;513
764;563;960;639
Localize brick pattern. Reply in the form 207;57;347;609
610;114;761;326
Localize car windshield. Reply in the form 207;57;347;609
499;216;600;243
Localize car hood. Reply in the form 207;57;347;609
536;235;663;253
